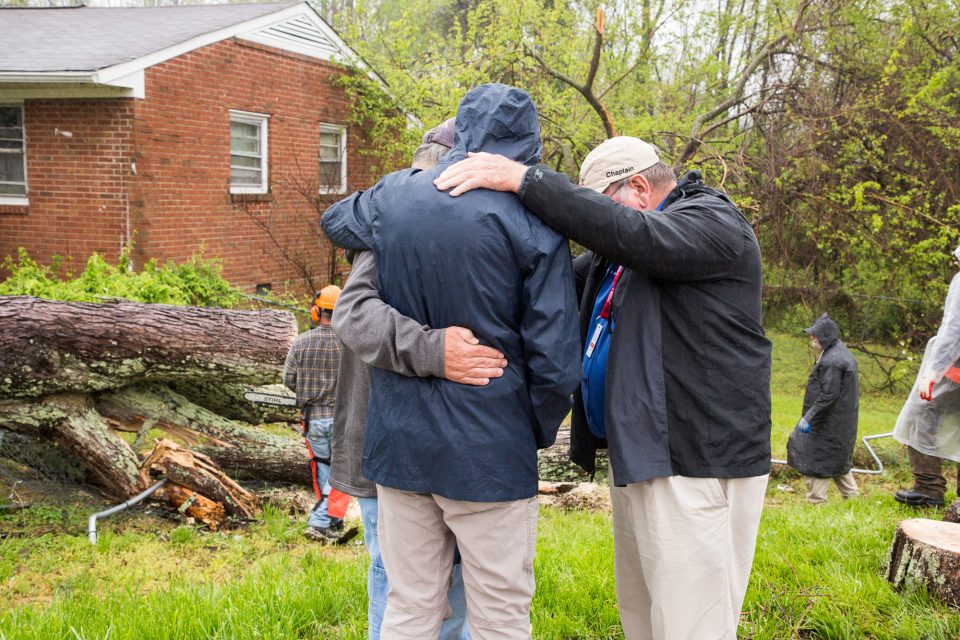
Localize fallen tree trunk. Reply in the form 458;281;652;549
885;518;960;609
0;296;305;498
96;383;307;483
51;394;146;498
0;394;144;498
0;296;297;398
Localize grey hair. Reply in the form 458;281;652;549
607;162;676;194
411;142;451;170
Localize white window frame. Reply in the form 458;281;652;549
318;123;347;195
0;102;28;206
229;109;269;195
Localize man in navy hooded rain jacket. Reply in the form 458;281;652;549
321;83;580;640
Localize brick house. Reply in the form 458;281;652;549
0;2;389;292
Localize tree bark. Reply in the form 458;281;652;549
46;394;145;498
0;296;297;398
886;518;960;609
96;384;308;483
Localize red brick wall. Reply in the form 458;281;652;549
0;39;383;293
131;38;379;293
0;99;134;271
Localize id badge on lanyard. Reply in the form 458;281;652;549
585;317;607;358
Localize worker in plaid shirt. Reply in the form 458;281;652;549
284;285;354;543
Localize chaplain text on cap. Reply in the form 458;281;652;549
578;136;661;193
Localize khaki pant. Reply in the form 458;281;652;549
377;485;538;640
804;472;859;504
610;473;768;640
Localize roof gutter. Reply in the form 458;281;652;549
0;70;145;99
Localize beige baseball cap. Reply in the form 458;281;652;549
579;136;661;193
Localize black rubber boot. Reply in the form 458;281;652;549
894;489;945;508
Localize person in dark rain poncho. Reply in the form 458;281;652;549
787;313;860;504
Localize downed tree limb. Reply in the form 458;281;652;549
96;383;307;483
141;439;259;520
0;296;297;398
46;394;144;498
885;518;960;609
168;381;298;425
0;394;145;498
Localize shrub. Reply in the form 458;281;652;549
0;248;242;308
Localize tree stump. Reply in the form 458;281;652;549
885;518;960;608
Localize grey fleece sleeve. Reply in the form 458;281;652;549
332;251;445;378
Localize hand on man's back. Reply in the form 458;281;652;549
443;326;508;386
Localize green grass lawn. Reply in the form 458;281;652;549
1;332;958;639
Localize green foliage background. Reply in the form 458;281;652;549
327;0;960;343
0;249;242;308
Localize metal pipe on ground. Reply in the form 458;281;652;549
771;432;894;475
88;479;166;545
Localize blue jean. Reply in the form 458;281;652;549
359;497;469;640
305;418;334;529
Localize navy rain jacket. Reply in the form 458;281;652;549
320;84;581;502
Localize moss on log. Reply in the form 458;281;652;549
168;381;298;425
97;384;307;483
46;394;144;498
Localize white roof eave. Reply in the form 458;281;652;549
0;70;145;99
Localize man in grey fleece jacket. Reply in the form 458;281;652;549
328;121;506;640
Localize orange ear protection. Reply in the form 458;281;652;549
310;291;324;324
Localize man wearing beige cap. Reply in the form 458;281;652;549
435;136;772;640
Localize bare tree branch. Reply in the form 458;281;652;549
676;0;815;167
525;9;617;138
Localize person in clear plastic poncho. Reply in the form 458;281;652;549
893;245;960;508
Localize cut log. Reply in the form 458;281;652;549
885;518;960;609
96;383;307;483
141;439;259;520
0;296;297;398
159;483;227;530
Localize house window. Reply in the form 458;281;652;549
230;110;269;194
0;104;27;202
319;124;346;194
